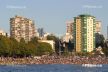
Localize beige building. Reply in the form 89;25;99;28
10;15;36;42
74;14;96;52
66;20;73;34
62;20;73;43
96;21;101;33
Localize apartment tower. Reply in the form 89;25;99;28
96;21;101;33
73;14;96;52
66;20;73;34
10;15;36;42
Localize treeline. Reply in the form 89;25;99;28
0;35;53;57
0;33;108;57
47;33;108;56
95;33;108;56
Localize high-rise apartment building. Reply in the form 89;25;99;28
62;20;73;43
66;20;73;34
10;15;36;42
96;21;101;33
73;14;96;52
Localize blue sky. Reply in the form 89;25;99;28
0;0;108;38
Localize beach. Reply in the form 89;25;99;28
0;56;108;65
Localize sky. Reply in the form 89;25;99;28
0;0;108;38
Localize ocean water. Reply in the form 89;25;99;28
0;64;108;72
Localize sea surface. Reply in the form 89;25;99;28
0;64;108;72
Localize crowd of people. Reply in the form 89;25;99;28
0;55;108;65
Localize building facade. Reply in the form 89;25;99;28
62;20;73;43
0;29;7;36
73;14;96;52
10;15;36;42
66;20;73;34
62;33;73;43
96;21;101;33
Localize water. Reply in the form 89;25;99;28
0;64;108;72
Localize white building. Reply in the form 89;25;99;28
0;29;7;36
62;33;73;43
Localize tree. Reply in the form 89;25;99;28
30;37;39;45
18;38;26;57
105;39;108;48
47;35;59;41
0;35;54;57
95;33;105;48
26;42;36;56
0;35;11;56
47;35;60;54
103;47;108;56
36;42;53;56
9;37;19;57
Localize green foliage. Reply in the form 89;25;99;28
0;36;53;57
30;37;39;45
47;35;60;54
18;38;26;56
25;42;36;56
47;35;59;41
9;37;19;56
95;33;105;48
103;47;108;56
0;35;11;56
36;42;53;56
75;52;93;57
105;40;108;48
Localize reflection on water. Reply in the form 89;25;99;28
0;64;108;72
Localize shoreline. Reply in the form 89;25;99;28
0;56;108;65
